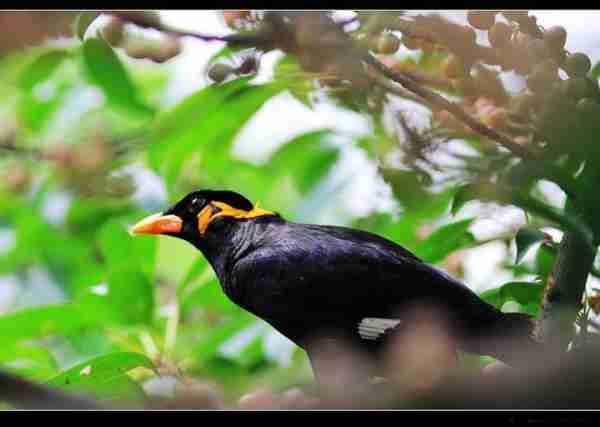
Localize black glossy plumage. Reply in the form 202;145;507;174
160;190;538;373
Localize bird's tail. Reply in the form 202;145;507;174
479;312;543;367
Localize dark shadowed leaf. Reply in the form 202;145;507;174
515;227;546;264
451;184;479;215
591;61;600;80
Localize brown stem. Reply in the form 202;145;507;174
365;53;534;160
534;230;596;351
108;12;269;48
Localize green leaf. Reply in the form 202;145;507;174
82;37;154;117
18;49;70;91
0;343;59;381
106;268;155;325
534;243;557;278
193;314;256;363
160;82;283;188
382;169;432;212
0;304;106;347
273;55;313;108
451;184;478;215
176;257;209;300
147;76;252;172
181;279;239;318
17;80;70;133
591;61;600;81
480;281;544;317
46;352;154;402
74;12;101;40
512;192;593;246
152;76;252;140
207;45;248;67
98;220;156;278
515;227;546;264
415;218;476;264
229;328;267;368
268;129;338;194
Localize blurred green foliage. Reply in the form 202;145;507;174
0;11;597;408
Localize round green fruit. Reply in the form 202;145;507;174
564;52;592;77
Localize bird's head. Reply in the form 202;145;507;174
130;190;276;244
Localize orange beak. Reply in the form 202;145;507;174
129;213;183;236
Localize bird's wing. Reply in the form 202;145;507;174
229;222;500;344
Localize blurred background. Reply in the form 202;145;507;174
1;10;600;408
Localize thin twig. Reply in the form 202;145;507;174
0;140;43;159
365;53;535;160
109;12;267;48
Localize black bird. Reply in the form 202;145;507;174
131;190;539;380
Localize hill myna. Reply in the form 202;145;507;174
131;190;540;381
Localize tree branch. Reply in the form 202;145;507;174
364;53;535;160
534;230;597;351
0;370;103;409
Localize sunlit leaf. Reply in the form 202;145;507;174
534;243;557;278
480;281;544;317
0;304;106;346
0;343;59;381
98;220;156;278
82;37;154;117
106;268;155;325
181;279;239;318
193;313;256;363
268;129;337;194
17;80;70;133
46;352;154;402
274;55;313;108
176;257;209;300
161;82;283;188
415;218;475;264
18;49;70;91
148;76;253;172
74;12;101;40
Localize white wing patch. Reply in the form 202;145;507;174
358;317;402;341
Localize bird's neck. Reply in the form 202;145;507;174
191;218;275;284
